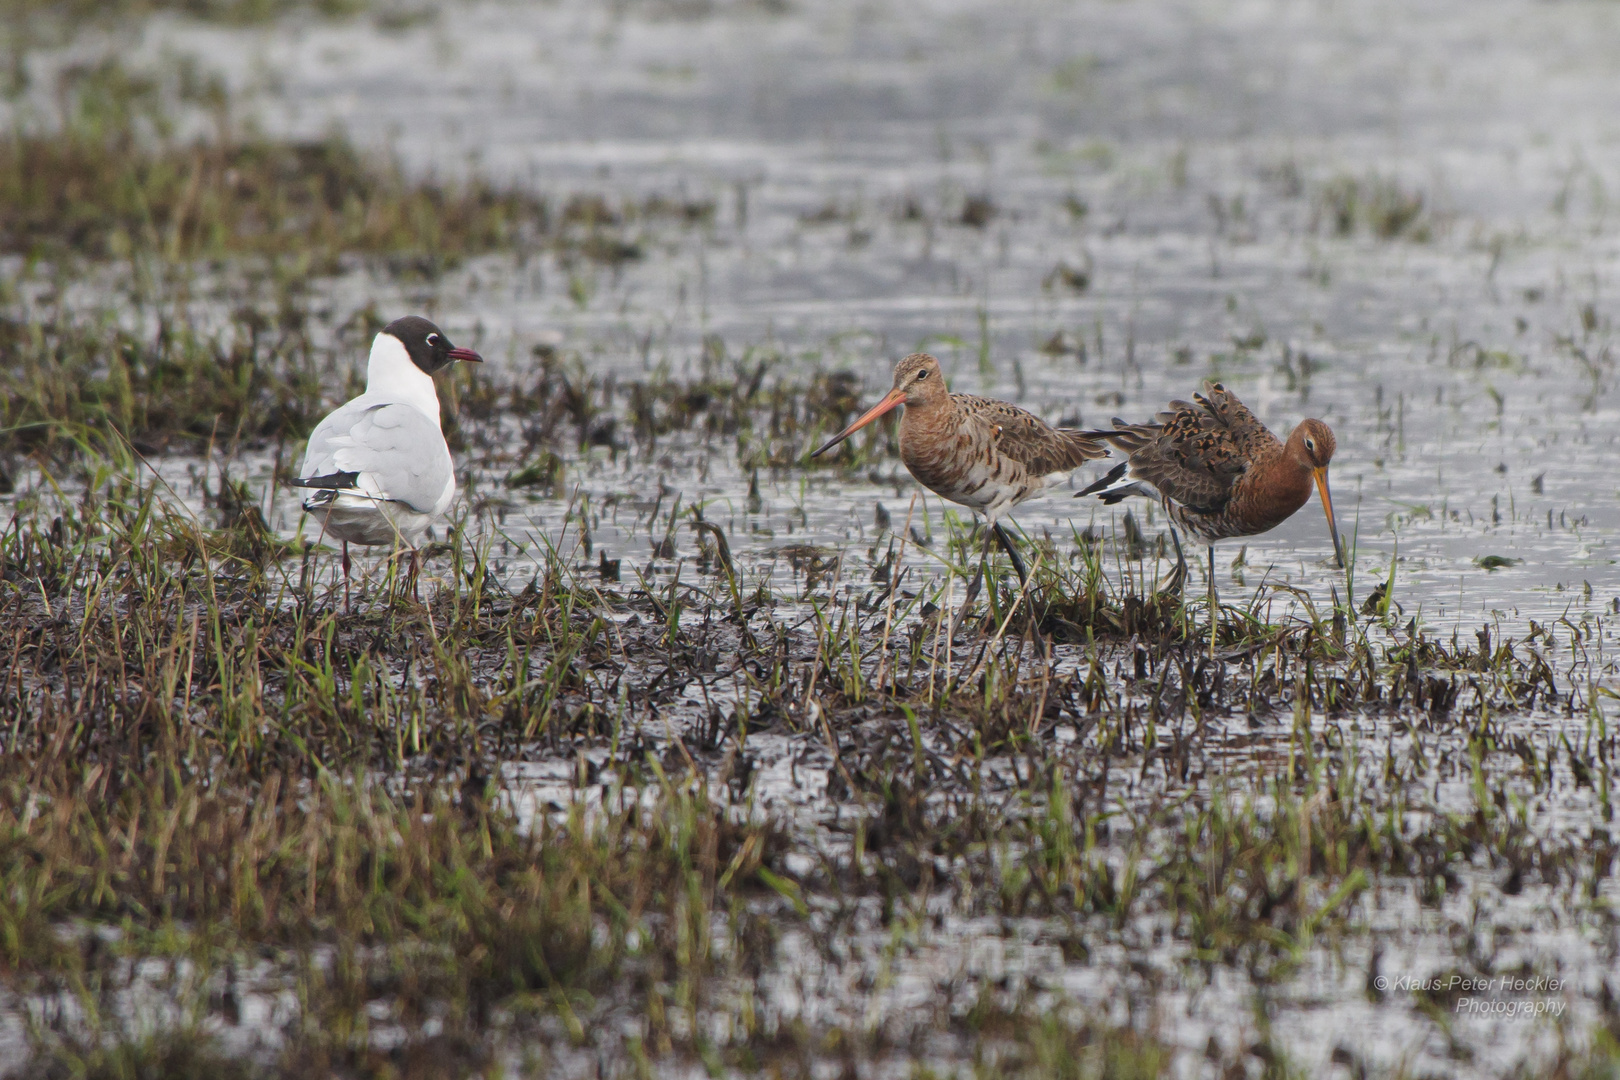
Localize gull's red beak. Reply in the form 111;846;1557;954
448;346;484;363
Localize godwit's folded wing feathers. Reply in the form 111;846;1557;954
954;394;1110;476
1097;389;1268;513
300;403;452;515
1195;383;1283;461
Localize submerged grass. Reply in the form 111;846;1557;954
0;55;728;465
0;301;335;459
1;56;542;266
1313;173;1433;242
0;434;1224;1073
1;31;1616;1076
8;772;783;1072
0;0;401;95
2;0;369;33
0;298;857;469
0;452;795;1074
0;56;707;271
4;407;1615;1072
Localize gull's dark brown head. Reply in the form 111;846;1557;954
383;315;483;376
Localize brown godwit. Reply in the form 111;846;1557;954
1076;381;1344;598
810;352;1108;595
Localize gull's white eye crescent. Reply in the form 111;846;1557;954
426;333;440;346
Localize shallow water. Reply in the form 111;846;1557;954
52;0;1609;636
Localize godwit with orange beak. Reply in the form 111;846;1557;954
811;352;1108;601
1077;381;1345;601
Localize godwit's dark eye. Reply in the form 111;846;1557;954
916;369;929;380
1305;438;1317;452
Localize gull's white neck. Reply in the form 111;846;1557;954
365;332;442;428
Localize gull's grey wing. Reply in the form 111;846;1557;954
299;402;452;515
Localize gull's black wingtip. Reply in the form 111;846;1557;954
288;470;360;490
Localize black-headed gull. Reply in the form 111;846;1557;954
291;315;482;604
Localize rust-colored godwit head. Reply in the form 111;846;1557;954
1286;417;1344;569
810;353;947;457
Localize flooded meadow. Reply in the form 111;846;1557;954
2;0;1620;1076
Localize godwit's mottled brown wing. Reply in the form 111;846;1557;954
954;394;1110;476
1196;382;1282;463
1104;383;1281;512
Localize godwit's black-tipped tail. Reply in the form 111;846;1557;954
1075;461;1129;498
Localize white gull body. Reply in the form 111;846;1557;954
298;329;458;548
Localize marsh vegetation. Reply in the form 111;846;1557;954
3;1;1620;1077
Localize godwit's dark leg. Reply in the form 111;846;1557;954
1157;521;1188;596
993;520;1048;648
949;523;992;639
1207;543;1219;655
1168;525;1185;575
341;540;352;614
991;523;1029;589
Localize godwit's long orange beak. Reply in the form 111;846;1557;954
810;386;907;457
1313;466;1345;569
